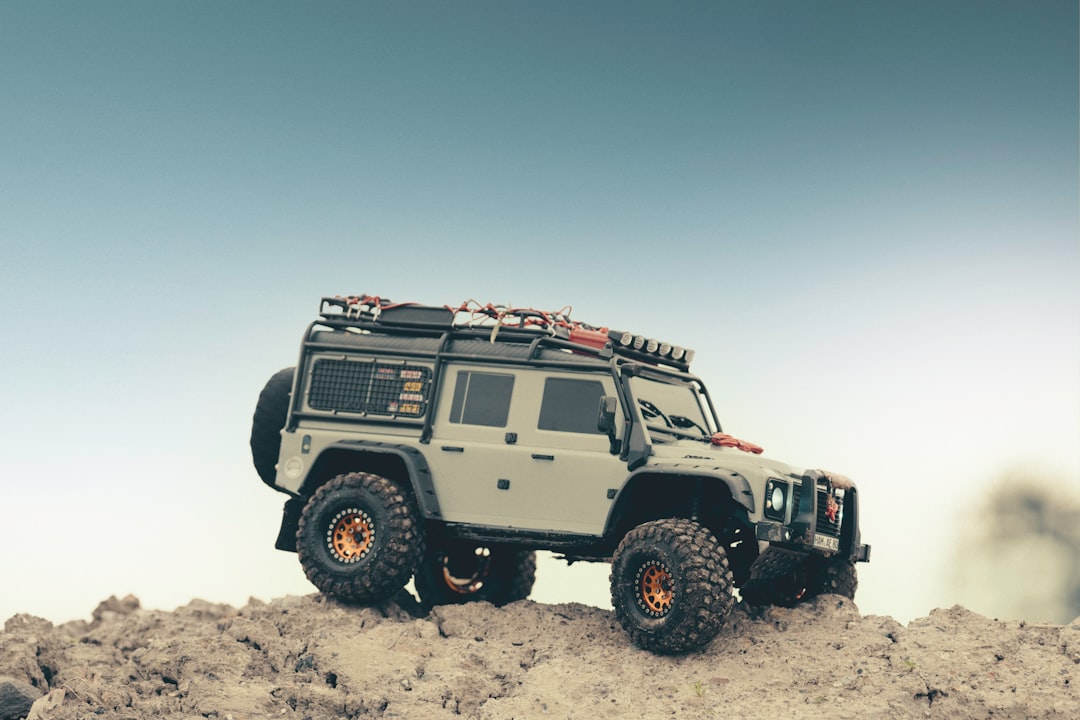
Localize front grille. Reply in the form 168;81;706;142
791;484;842;538
309;359;432;417
816;489;843;538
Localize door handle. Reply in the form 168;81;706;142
531;454;555;461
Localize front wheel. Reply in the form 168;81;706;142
808;556;858;599
413;542;536;607
740;552;858;608
610;519;734;654
739;549;808;608
297;472;423;604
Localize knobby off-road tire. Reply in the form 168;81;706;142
297;472;423;604
413;542;536;608
740;553;858;608
610;519;735;654
739;550;808;608
250;367;295;487
809;556;858;599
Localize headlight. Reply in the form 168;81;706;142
764;479;788;521
771;485;785;512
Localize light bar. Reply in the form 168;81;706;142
607;329;694;366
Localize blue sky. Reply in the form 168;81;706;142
1;2;1076;624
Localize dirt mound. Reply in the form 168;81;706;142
2;594;1077;719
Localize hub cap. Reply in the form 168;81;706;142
442;546;492;594
327;508;374;563
635;561;674;617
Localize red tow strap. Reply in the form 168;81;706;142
710;432;764;455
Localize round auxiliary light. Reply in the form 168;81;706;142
646;339;659;353
632;335;646;350
770;485;785;513
659;342;672;356
670;347;685;361
616;331;634;346
683;349;696;364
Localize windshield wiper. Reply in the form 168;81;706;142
638;398;672;427
669;414;709;437
644;423;703;441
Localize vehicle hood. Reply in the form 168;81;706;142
647;438;804;480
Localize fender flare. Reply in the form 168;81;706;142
276;441;440;553
311;440;442;518
603;463;754;535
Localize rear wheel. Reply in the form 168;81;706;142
610;519;734;654
414;541;536;607
297;472;423;604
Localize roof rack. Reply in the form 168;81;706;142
318;294;695;371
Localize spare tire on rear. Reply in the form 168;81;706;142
250;367;295;487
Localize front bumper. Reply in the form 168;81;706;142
754;470;871;563
755;521;871;562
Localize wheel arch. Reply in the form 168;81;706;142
301;442;439;515
275;442;440;553
605;468;754;544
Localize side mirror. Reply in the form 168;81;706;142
597;396;618;436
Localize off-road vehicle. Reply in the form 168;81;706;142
251;294;871;653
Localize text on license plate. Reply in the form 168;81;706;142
813;534;839;552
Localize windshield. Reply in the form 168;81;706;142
628;373;716;442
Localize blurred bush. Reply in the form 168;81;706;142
950;472;1080;624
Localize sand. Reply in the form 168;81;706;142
2;592;1078;719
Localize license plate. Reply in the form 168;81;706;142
813;534;839;552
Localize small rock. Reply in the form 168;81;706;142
2;614;53;635
91;595;141;625
0;678;44;720
24;689;64;720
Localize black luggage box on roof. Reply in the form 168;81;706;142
376;304;454;327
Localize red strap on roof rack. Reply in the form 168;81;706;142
710;433;764;454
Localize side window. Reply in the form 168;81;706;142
538;377;606;434
448;371;514;427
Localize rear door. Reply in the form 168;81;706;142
426;365;532;527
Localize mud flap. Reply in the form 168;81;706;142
275;497;305;552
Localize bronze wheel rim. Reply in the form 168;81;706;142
635;561;674;617
327;508;374;563
441;546;492;595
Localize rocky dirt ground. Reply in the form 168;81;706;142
1;593;1078;720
